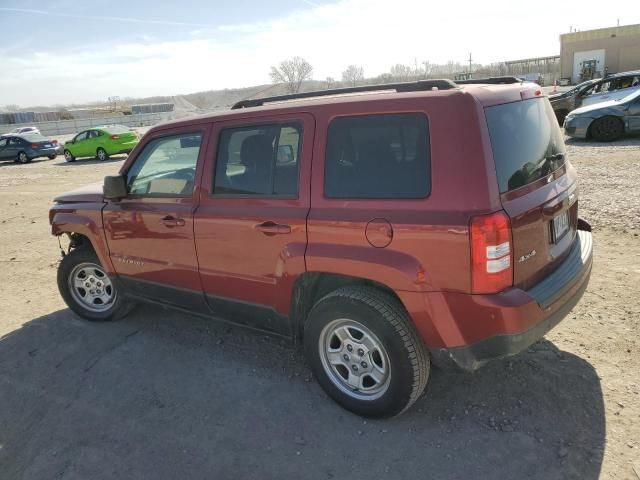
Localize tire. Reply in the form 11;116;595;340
96;147;108;161
63;150;75;162
17;151;29;164
555;110;568;126
304;286;430;418
57;247;132;321
48;155;56;160
590;116;624;142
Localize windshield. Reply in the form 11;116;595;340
485;98;566;193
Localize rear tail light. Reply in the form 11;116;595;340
31;144;39;148
110;134;120;140
52;140;58;145
470;211;513;294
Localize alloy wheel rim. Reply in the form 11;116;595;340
97;149;106;160
319;318;391;400
19;153;27;163
68;262;116;312
64;151;72;161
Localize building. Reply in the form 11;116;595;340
560;24;640;84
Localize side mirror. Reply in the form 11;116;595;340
103;174;127;200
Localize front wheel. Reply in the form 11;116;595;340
304;286;430;418
96;147;108;161
57;247;132;321
63;150;75;162
590;116;623;142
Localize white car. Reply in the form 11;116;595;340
0;126;41;138
580;71;640;107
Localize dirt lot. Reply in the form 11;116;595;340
0;136;639;479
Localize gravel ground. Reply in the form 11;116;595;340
0;134;638;479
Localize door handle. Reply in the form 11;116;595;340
255;221;291;235
160;216;185;227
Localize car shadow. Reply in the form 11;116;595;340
0;307;605;480
52;155;128;167
0;157;57;168
565;135;640;147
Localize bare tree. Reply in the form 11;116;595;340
270;57;313;94
325;77;336;89
3;104;19;112
341;65;364;87
389;64;413;82
375;73;394;84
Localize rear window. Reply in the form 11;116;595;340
485;98;565;193
324;113;430;199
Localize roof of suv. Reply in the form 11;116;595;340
148;80;541;134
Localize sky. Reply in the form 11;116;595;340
0;0;638;107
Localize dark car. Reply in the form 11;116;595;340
548;79;598;124
564;89;640;141
0;134;61;163
50;78;593;418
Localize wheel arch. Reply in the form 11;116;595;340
51;210;115;275
290;272;409;342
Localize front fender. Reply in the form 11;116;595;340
50;208;115;275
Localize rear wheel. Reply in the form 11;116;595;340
17;151;29;164
304;286;430;418
63;150;75;162
57;247;132;321
590;116;623;142
96;147;108;161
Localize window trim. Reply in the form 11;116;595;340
211;121;303;199
124;131;204;199
323;112;432;200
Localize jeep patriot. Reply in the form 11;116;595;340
50;78;593;417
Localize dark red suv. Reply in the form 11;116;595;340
50;78;593;417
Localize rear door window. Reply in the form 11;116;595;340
213;123;301;197
485;98;566;193
324;113;430;199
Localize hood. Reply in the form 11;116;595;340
548;92;567;100
54;182;105;203
570;99;620;116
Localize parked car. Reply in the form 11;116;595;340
63;125;139;162
550;71;640;124
548;79;598;124
50;79;593;418
564;89;640;141
0;134;61;163
0;126;40;138
580;71;640;107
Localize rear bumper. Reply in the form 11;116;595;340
428;228;593;371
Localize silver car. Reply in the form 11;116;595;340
564;89;640;141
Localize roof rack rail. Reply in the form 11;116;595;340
231;79;458;109
455;76;523;85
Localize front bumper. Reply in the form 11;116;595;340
429;228;593;371
563;116;593;138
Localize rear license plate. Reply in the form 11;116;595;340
552;210;570;242
44;144;51;148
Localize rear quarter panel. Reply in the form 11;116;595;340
306;92;501;295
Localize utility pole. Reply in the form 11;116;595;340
468;53;473;72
